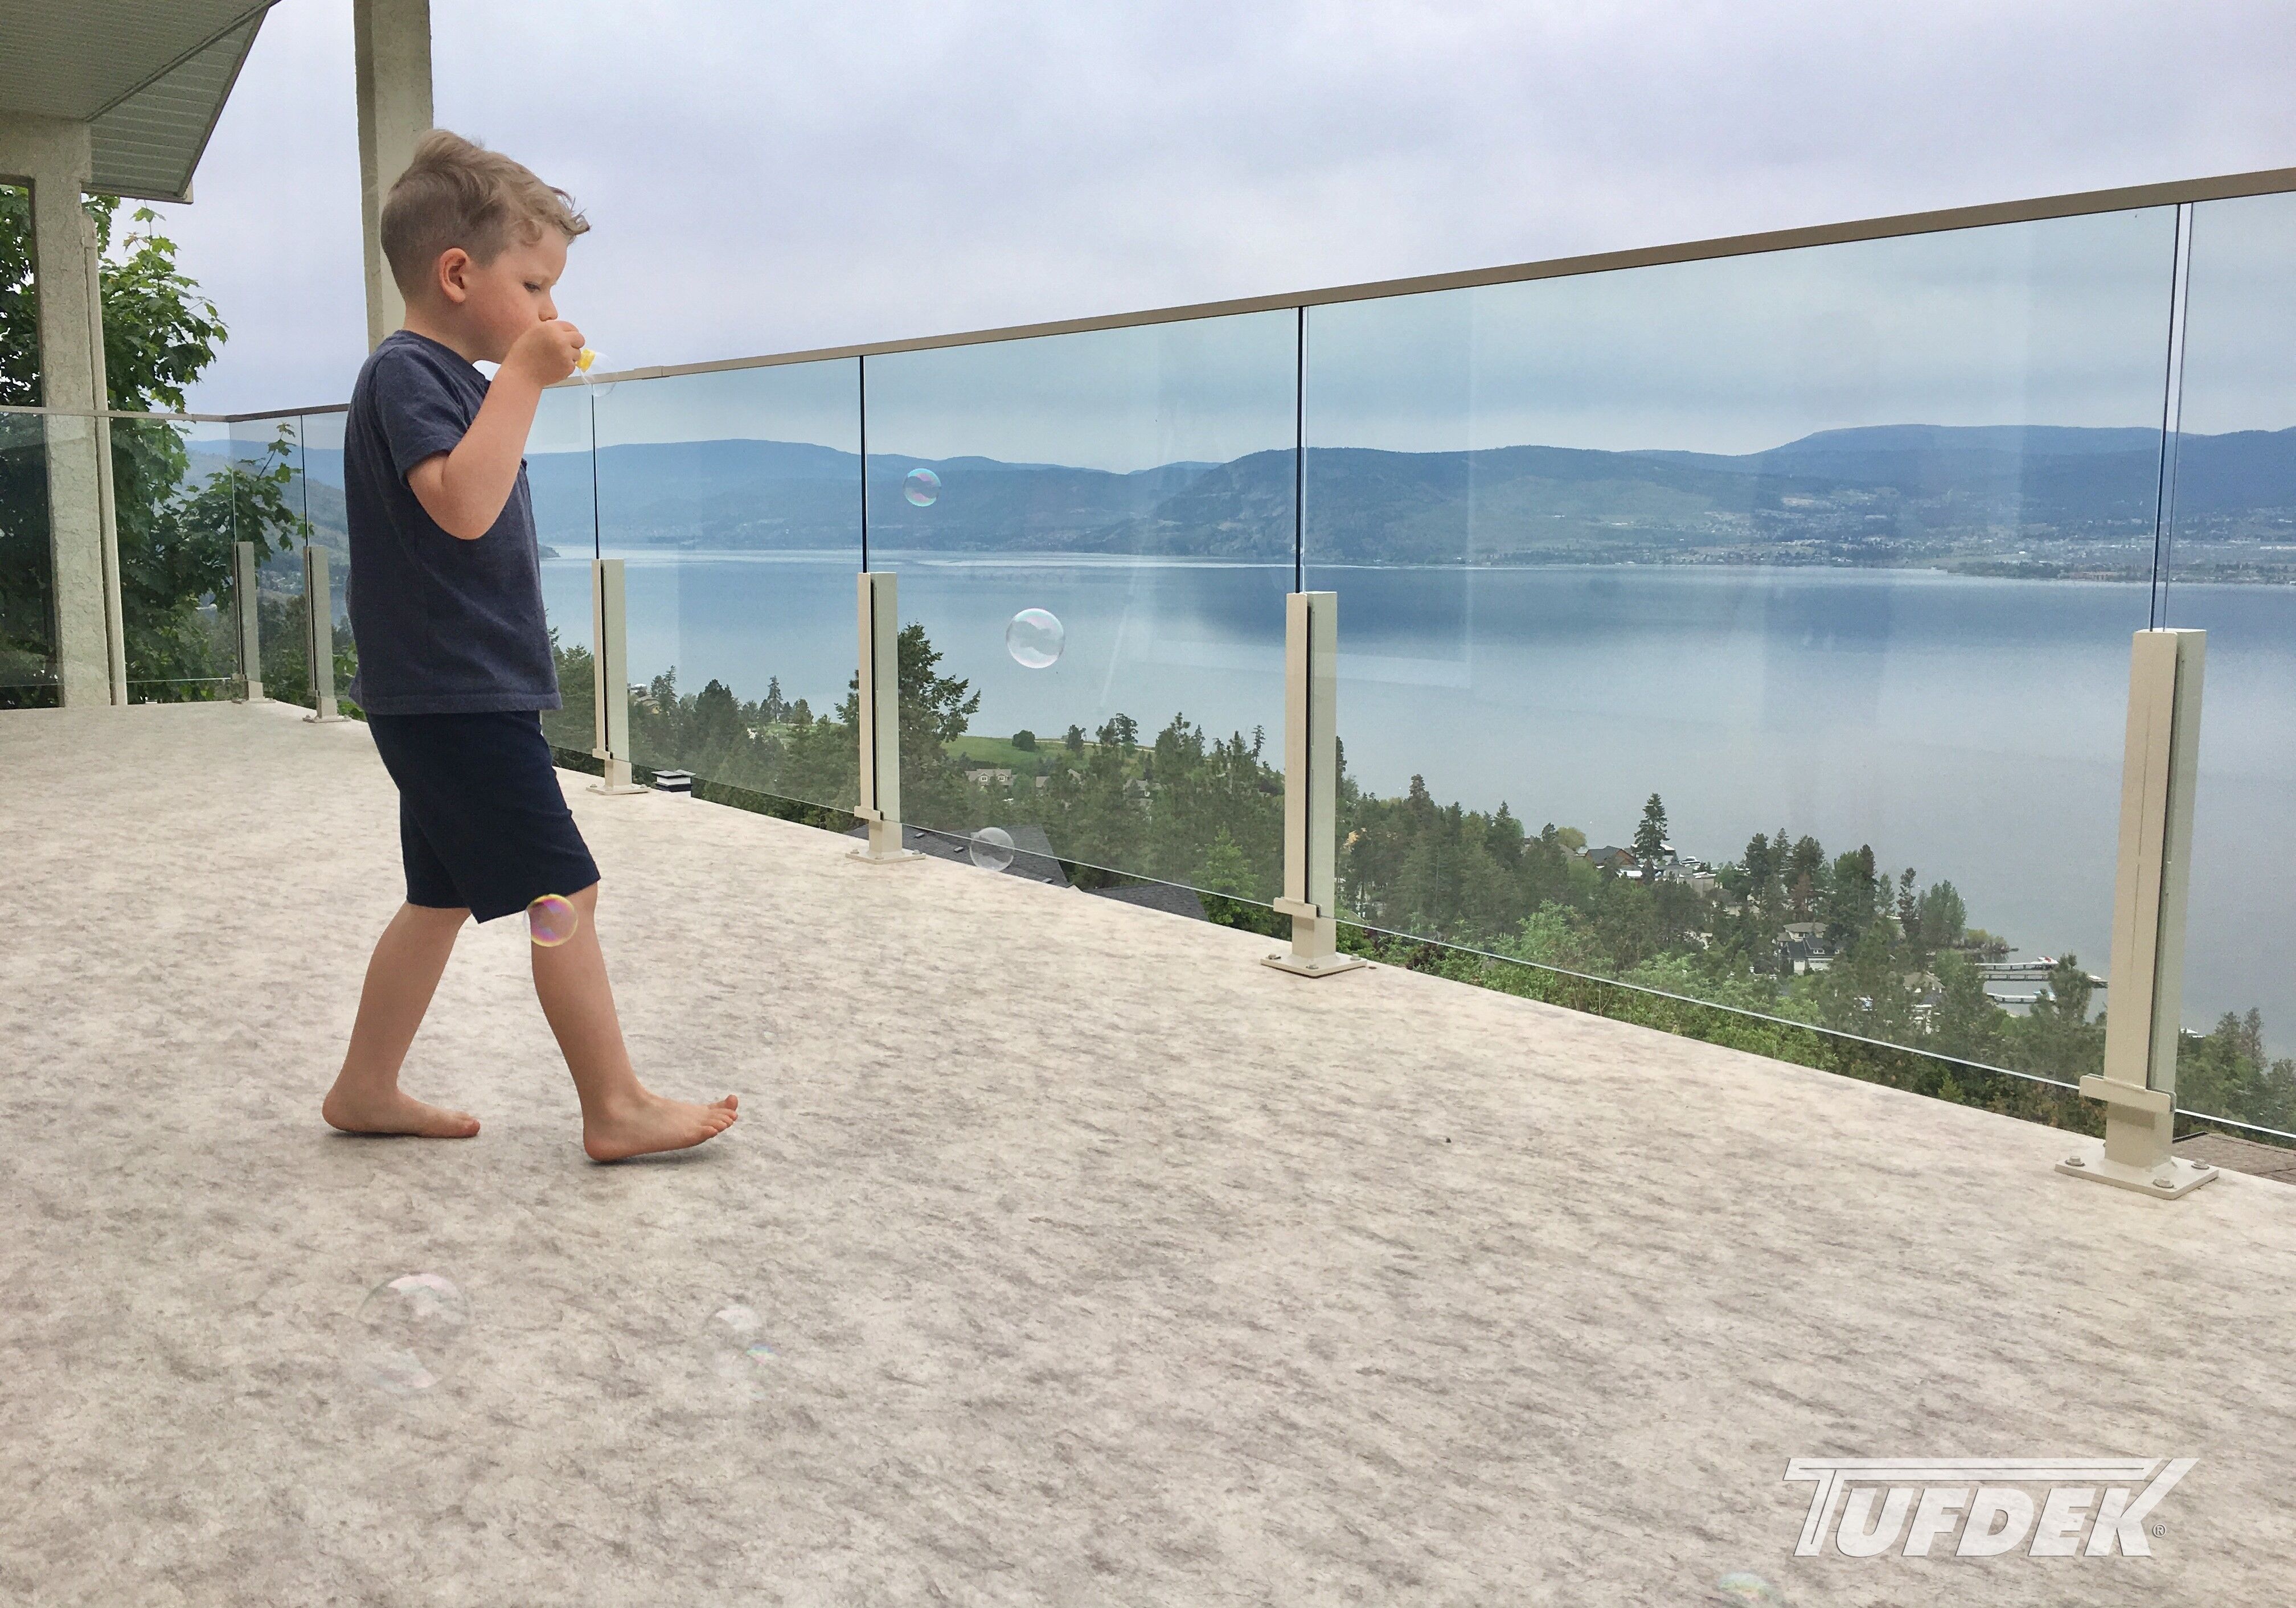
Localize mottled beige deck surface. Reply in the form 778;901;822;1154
2175;1129;2296;1184
4;702;2292;1607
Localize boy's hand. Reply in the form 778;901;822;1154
503;318;584;389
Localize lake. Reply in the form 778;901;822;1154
539;551;2295;1052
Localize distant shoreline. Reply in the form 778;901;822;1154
538;545;2296;585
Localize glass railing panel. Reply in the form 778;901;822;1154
863;314;1297;899
591;359;863;811
2160;191;2296;1137
114;417;277;702
297;409;356;709
228;413;310;706
0;411;59;706
528;383;597;758
1305;207;2179;1089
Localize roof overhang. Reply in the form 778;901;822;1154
0;1;274;201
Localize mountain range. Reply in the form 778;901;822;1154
245;422;2296;568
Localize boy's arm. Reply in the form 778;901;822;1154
408;319;584;540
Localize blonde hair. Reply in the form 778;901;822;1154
380;129;589;297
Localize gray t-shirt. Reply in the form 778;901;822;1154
343;330;560;715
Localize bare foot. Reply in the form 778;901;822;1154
322;1084;482;1138
583;1091;739;1162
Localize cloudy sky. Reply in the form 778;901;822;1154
161;0;2296;417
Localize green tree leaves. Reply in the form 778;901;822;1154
3;192;248;704
0;194;226;411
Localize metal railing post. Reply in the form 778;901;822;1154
2060;627;2214;1197
232;539;265;702
302;544;344;722
1265;590;1363;978
848;570;922;863
94;412;127;706
588;557;645;794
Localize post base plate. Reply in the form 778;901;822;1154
2055;1149;2218;1199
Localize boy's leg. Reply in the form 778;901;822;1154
322;901;481;1138
528;882;738;1162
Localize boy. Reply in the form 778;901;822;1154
320;130;736;1162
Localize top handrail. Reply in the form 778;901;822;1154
0;402;347;422
7;162;2293;425
0;404;241;422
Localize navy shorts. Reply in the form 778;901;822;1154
366;711;601;922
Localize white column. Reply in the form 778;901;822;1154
2060;628;2215;1198
80;211;125;704
1265;590;1364;977
0;114;117;706
354;0;433;352
849;571;921;863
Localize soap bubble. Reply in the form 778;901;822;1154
699;1303;777;1399
969;826;1016;873
903;466;940;507
350;1273;469;1396
526;893;579;947
1004;608;1064;669
1712;1574;1786;1606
